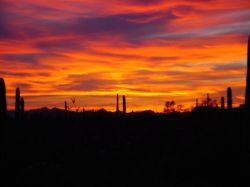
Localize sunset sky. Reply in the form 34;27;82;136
1;0;250;112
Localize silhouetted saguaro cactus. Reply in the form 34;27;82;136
206;94;210;107
227;87;232;109
245;36;250;109
64;101;68;118
0;78;7;119
15;88;20;119
20;97;24;119
196;98;198;108
122;95;126;115
221;97;225;110
116;94;119;113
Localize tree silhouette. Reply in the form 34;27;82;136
176;104;184;112
163;100;175;113
71;97;80;112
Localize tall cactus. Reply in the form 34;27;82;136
245;36;250;109
15;88;20;119
196;98;198;108
206;94;210;107
20;97;24;119
0;78;7;118
64;101;68;118
64;101;68;111
227;87;232;109
221;96;225;110
116;94;119;113
122;95;126;115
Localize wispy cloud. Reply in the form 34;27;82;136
0;0;249;111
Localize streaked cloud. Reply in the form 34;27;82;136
0;0;249;111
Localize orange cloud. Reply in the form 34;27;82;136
0;0;249;111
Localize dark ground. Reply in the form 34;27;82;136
1;108;250;186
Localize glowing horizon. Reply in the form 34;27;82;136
1;0;250;112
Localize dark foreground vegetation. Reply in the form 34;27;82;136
1;109;250;186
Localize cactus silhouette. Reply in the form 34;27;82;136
227;87;232;109
0;78;7;119
196;98;198;108
116;94;119;113
64;101;68;111
122;95;126;115
15;88;20;119
20;97;24;119
206;94;210;107
64;101;68;118
221;97;225;110
246;36;250;109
